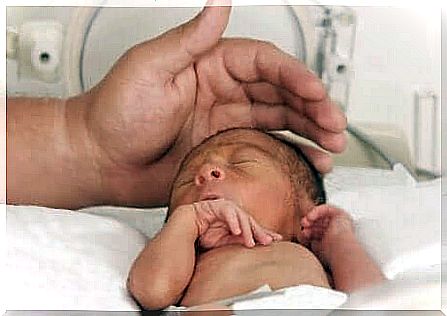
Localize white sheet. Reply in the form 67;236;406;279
326;166;441;280
230;285;347;311
6;205;145;311
5;166;442;311
165;284;346;312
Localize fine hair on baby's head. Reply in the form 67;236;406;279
169;128;326;221
267;132;326;212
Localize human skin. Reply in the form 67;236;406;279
7;1;347;209
128;129;328;309
127;129;384;309
300;204;385;292
169;129;309;239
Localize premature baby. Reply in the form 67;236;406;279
127;128;384;310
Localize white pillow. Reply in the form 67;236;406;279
6;205;146;311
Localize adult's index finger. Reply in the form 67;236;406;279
222;39;326;101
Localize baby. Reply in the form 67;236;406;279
127;128;384;310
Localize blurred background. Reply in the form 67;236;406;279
5;3;443;179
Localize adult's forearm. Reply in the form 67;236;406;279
328;234;385;293
6;95;105;209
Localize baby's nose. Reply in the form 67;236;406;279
195;164;225;185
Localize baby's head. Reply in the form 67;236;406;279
169;128;325;241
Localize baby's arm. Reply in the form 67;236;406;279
127;206;198;310
301;205;385;293
127;199;281;310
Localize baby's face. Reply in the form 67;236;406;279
170;129;296;237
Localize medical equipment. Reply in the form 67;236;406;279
5;3;443;314
6;4;441;177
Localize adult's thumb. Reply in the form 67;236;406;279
145;0;231;75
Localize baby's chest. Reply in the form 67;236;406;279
180;242;329;307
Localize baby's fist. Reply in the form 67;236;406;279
300;204;354;264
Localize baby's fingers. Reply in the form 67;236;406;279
306;205;329;222
249;217;274;245
301;216;312;228
262;226;283;242
301;227;312;239
300;214;324;231
302;226;324;241
213;234;246;248
220;205;242;236
306;204;341;222
236;211;255;248
207;199;242;236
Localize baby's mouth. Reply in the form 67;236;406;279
199;193;221;201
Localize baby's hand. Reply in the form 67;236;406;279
300;204;354;265
191;199;282;249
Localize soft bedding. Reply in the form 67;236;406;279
6;206;145;311
325;166;441;280
5;166;442;311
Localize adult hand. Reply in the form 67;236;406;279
79;0;347;206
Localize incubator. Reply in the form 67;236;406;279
5;2;444;314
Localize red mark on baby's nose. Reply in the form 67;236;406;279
196;175;206;185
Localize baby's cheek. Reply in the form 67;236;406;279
247;200;285;231
266;192;296;234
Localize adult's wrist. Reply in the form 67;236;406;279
62;92;107;207
7;94;106;209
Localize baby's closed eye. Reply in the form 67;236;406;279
228;150;262;166
228;159;260;171
231;159;258;165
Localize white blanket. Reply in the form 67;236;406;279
5;166;442;311
165;284;347;313
326;166;441;280
6;205;145;311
